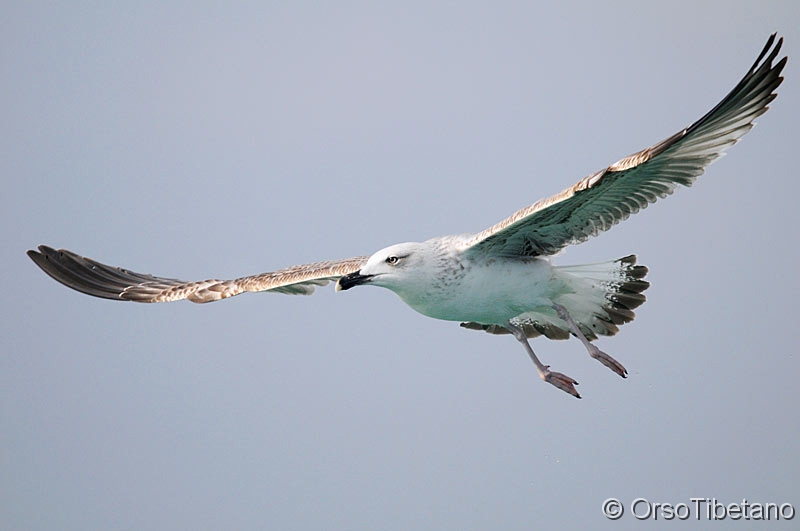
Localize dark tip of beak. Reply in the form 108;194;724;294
336;271;374;292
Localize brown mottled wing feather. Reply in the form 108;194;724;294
460;321;568;340
461;34;786;258
27;245;368;303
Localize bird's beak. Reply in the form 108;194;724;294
335;271;374;292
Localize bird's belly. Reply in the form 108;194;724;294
398;258;558;324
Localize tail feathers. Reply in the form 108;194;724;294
556;254;650;339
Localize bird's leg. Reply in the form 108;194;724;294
506;322;581;399
552;303;627;378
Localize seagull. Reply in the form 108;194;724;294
29;35;786;398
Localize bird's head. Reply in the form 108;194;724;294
335;242;424;293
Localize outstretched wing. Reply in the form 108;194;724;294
27;245;368;303
461;34;786;258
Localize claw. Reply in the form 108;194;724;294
542;369;581;399
589;345;628;378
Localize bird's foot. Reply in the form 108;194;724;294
541;366;581;399
588;345;628;378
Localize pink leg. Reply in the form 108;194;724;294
553;303;627;378
507;322;581;399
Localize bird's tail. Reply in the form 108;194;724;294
553;254;650;339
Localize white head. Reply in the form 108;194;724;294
335;241;427;294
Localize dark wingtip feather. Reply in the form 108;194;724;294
28;244;130;301
32;245;155;300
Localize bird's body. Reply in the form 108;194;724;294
362;238;556;324
28;35;787;398
402;249;553;324
340;236;643;338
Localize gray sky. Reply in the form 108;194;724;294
3;2;799;529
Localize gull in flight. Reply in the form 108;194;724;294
29;35;786;398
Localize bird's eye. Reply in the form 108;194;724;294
385;256;399;265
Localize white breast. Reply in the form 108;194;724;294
394;256;557;324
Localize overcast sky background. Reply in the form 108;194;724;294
3;2;799;530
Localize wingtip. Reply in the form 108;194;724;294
29;244;54;255
27;244;60;266
27;245;48;265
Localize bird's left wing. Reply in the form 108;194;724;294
27;245;368;303
460;34;786;258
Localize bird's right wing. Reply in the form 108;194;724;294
460;34;786;258
27;245;368;303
